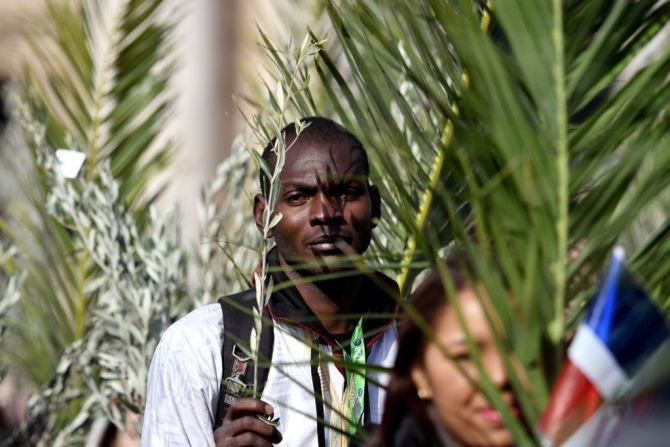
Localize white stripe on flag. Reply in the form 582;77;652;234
569;324;629;400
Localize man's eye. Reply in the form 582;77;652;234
286;193;308;205
338;187;361;200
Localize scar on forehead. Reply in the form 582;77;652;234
324;146;367;174
314;166;368;186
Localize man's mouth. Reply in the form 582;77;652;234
307;235;352;253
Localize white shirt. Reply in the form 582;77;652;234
141;303;398;446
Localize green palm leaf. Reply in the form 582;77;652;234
24;0;176;207
256;0;670;443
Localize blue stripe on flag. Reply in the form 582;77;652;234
586;258;670;376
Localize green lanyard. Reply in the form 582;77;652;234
340;316;366;434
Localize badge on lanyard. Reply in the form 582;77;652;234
340;316;366;434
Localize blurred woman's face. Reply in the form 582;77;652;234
410;287;518;446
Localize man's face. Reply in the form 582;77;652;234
254;136;380;273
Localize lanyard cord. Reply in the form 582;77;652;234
310;345;327;447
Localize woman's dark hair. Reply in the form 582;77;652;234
259;116;369;196
371;256;473;446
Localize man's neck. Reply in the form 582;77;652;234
280;257;365;335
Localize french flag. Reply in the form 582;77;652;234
539;247;670;446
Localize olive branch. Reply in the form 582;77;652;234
249;34;325;393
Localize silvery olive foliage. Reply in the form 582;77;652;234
1;136;189;445
0;245;23;382
0;22;327;444
195;136;261;308
0;95;276;443
1;0;183;402
0;0;185;441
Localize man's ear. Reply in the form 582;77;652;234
369;184;381;228
253;194;273;238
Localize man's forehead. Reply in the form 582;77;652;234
282;140;368;177
280;164;368;183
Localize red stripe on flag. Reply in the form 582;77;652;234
540;358;603;445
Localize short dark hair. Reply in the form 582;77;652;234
259;116;369;196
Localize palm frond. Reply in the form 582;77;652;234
258;1;670;442
24;0;177;208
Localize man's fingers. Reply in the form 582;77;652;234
214;415;283;446
267;425;282;444
228;416;282;441
214;430;273;447
225;398;274;420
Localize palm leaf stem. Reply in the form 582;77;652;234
395;122;452;296
395;5;491;296
548;0;569;345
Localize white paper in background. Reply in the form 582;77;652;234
55;149;87;179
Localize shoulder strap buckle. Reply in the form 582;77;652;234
232;343;251;362
222;374;253;407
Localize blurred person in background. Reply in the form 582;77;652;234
369;256;526;447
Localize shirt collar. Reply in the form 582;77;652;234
265;248;399;346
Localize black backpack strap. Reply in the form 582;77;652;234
214;290;275;428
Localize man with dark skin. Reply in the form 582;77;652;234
142;117;398;447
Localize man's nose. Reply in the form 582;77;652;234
309;192;344;226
